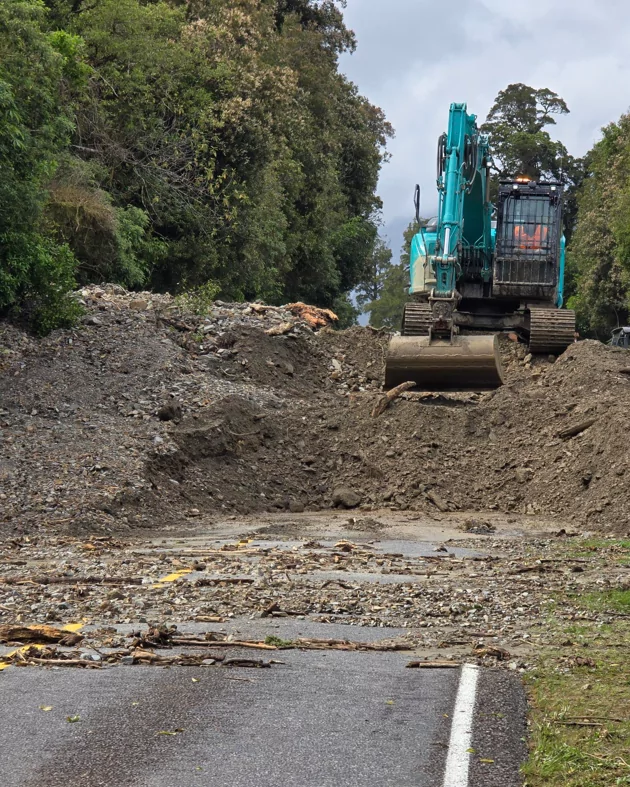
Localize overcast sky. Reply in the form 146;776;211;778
339;0;630;253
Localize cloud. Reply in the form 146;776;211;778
340;0;630;248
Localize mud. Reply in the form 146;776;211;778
1;286;629;535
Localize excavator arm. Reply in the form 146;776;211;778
386;104;503;390
428;104;493;335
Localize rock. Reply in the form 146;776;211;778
515;467;533;484
426;490;449;512
157;403;182;421
289;499;305;513
332;487;361;509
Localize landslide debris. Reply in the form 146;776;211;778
1;284;629;534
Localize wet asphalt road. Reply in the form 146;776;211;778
0;649;525;787
2;650;456;787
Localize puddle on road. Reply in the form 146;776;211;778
145;537;482;561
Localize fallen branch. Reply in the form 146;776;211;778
371;381;416;417
195;577;256;586
171;639;278;651
265;323;293;336
0;576;143;586
0;625;83;645
558;418;598;439
406;660;460;669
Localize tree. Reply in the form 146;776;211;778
481;83;570;181
366;221;421;330
568;113;630;337
354;238;393;310
0;0;84;332
481;83;584;239
42;0;392;309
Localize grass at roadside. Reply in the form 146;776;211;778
523;590;630;786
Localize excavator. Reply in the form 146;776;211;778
385;102;575;390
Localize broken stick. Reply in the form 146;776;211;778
371;381;416;418
557;417;597;439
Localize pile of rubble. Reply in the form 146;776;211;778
2;284;630;534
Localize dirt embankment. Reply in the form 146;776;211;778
1;285;628;534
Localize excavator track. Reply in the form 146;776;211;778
402;302;433;336
529;308;575;354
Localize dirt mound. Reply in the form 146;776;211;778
1;285;629;534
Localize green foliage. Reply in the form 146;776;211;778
175;281;221;316
355;238;393;310
481;83;570;181
568;114;630;337
43;0;391;306
331;293;358;328
365;222;420;330
264;635;294;648
1;0;390;331
482;82;584;240
0;0;83;333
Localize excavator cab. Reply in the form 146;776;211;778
493;181;563;301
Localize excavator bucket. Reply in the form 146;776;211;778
385;334;504;391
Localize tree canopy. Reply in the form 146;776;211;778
481;83;570;181
0;0;392;331
567;114;630;337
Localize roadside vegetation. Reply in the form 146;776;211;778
523;540;630;787
1;0;391;331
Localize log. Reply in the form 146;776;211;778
371;381;416;417
0;625;83;645
557;418;597;439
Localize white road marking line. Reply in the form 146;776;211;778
442;664;479;787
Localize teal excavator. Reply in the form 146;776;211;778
385;102;575;390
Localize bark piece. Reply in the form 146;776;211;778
0;625;83;645
371;381;416;417
557;418;597;439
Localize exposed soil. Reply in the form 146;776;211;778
1;284;629;536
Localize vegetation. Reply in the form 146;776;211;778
524;583;630;786
362;222;421;330
0;0;391;332
566;115;630;337
481;83;571;183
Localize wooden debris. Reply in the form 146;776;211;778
473;644;511;661
0;625;83;646
171;639;278;651
425;490;450;513
223;658;271;668
557;418;598;439
265;322;293;336
406;660;460;669
371;381;416;417
283;302;338;329
0;576;143;586
295;638;410;652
